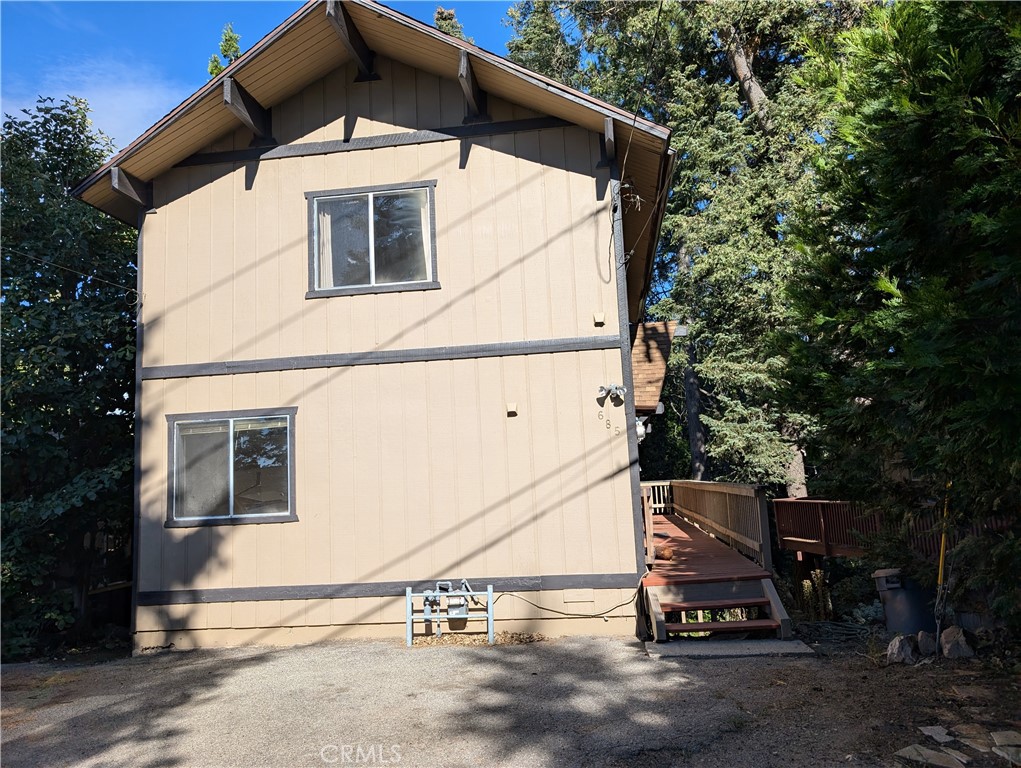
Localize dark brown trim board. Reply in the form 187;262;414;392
223;77;272;141
130;210;146;636
174;117;571;168
611;162;647;577
137;572;642;605
141;335;622;381
458;50;489;122
326;0;379;82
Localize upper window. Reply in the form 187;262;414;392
306;181;439;298
166;408;297;527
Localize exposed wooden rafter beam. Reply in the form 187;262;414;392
326;0;379;82
110;167;152;210
223;77;273;141
604;117;616;162
458;51;489;123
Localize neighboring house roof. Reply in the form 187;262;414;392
71;0;673;320
631;321;677;413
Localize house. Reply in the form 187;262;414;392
73;0;675;649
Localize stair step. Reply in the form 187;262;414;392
660;597;770;612
665;618;780;634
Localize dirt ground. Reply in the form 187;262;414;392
2;633;1019;767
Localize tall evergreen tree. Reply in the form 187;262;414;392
434;7;474;44
208;22;241;78
787;2;1020;620
507;0;864;488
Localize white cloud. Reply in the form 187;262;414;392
2;55;197;152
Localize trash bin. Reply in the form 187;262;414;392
872;568;936;634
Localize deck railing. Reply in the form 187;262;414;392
774;497;1012;560
773;498;880;557
641;480;772;572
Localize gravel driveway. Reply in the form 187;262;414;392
5;635;1013;768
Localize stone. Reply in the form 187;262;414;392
919;725;954;744
888;634;920;664
918;630;938;656
940;626;974;659
958;739;991;754
951;685;993;700
940;748;971;765
994;732;1021;747
893;744;965;767
950;723;993;752
992;746;1021;765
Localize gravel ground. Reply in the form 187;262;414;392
2;635;1019;768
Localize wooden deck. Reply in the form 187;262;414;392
641;514;770;588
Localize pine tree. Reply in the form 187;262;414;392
208;22;241;78
434;7;474;44
508;1;865;488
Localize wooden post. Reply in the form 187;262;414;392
756;486;773;573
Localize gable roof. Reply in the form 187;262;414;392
73;0;673;317
631;322;678;413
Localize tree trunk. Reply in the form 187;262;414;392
786;444;808;498
684;340;707;480
726;27;773;135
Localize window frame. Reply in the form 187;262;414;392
304;180;440;299
165;407;299;528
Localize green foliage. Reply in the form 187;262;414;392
434;7;474;44
208;22;241;78
1;97;136;658
788;1;1020;518
788;2;1021;624
507;1;865;486
505;2;580;86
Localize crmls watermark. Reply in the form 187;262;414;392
318;744;402;764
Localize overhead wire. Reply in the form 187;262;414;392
3;247;141;306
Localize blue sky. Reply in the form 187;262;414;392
1;1;515;150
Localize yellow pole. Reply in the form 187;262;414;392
937;482;951;587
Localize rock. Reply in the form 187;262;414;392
950;724;993;752
940;626;974;659
918;630;938;656
993;731;1021;747
992;746;1021;765
940;748;971;765
919;725;954;744
951;686;994;700
893;744;965;767
888;634;920;664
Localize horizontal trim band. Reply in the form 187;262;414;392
137;572;641;605
141;335;621;380
175;117;572;168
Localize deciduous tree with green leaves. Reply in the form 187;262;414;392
1;97;136;657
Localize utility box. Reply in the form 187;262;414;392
873;568;936;634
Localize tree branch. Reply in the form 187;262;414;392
726;26;773;135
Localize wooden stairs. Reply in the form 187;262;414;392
641;513;792;642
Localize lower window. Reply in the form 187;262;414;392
166;408;298;526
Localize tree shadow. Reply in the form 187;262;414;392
438;638;752;768
0;648;275;768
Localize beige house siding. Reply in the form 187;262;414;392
138;353;636;594
134;56;640;642
141;57;616;372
